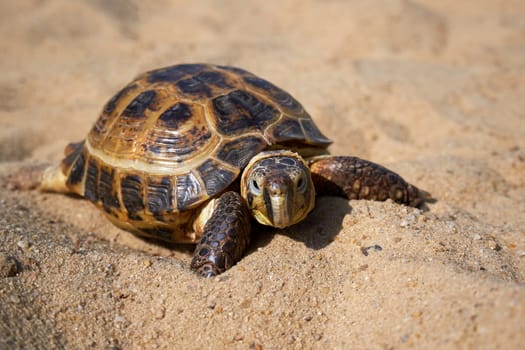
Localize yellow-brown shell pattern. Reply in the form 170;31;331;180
60;64;331;241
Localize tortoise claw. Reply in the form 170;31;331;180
194;264;220;278
202;271;217;279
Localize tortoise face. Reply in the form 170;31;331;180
241;151;315;228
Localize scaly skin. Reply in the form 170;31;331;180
190;191;251;277
7;164;49;191
309;156;426;207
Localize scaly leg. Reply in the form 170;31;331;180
7;163;69;193
8;141;83;193
191;191;251;277
308;156;428;207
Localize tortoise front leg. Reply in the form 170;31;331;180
308;156;427;207
191;191;251;278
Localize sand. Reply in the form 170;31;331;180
1;0;524;349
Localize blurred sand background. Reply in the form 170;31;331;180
1;0;524;349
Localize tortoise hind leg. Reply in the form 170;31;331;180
7;163;68;193
40;164;69;193
308;156;429;207
8;141;84;193
191;191;251;277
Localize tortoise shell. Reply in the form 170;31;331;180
60;64;331;242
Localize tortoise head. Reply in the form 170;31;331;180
240;150;315;228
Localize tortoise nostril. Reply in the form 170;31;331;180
269;182;285;196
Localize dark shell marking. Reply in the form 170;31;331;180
210;90;279;136
84;158;99;203
175;172;204;210
62;141;86;187
122;90;159;119
156;103;193;129
176;70;235;98
99;165;120;214
120;174;145;217
62;63;331;243
146;176;173;221
197;159;236;196
216;135;267;168
146;64;208;84
244;76;304;114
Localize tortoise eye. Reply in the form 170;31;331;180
249;178;262;195
297;174;307;193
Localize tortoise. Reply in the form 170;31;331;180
10;63;427;277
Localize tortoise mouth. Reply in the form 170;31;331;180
264;179;298;228
269;194;289;228
250;193;298;228
252;209;273;227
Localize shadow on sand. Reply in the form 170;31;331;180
250;196;352;252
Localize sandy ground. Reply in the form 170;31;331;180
1;0;525;349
